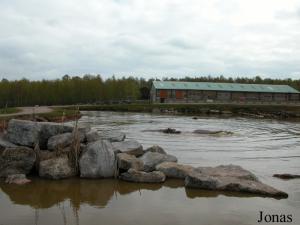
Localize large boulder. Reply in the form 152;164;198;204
140;152;178;172
47;132;85;150
119;169;166;183
0;136;16;150
185;165;288;198
144;145;166;155
156;162;194;179
99;130;126;142
195;165;258;181
79;140;116;178
112;140;143;156
39;156;76;179
7;119;74;149
0;146;36;177
5;174;31;185
117;153;144;171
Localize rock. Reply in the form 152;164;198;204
0;136;16;150
98;130;126;142
185;165;288;198
193;129;233;135
140;152;178;172
112;140;143;156
86;130;101;143
144;145;166;154
39;156;76;179
185;172;220;189
156;162;194;179
117;153;144;171
162;128;181;134
195;165;258;181
47;132;85;150
5;174;31;185
119;169;166;183
47;132;72;150
273;174;300;180
39;150;56;161
79;140;116;178
0;146;36;177
7;119;74;149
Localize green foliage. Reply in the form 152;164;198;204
0;75;299;107
0;107;20;114
0;75;144;107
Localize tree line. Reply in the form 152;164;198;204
0;74;299;107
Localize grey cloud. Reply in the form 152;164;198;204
0;0;300;80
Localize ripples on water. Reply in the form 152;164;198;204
0;111;299;225
80;111;300;176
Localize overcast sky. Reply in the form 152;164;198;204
1;0;300;80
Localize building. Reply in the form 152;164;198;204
150;81;300;103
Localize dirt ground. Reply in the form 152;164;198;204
0;106;53;117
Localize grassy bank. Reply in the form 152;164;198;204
62;103;300;119
0;107;21;115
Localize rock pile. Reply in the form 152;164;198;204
0;119;288;198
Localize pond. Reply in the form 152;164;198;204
1;111;300;225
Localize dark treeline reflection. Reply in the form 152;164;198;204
0;74;299;107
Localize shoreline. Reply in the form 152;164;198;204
64;103;300;121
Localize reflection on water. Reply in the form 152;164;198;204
1;112;300;225
0;178;272;210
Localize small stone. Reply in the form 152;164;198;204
5;174;31;185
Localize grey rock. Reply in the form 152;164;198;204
195;165;258;181
47;132;85;151
185;165;288;198
273;173;300;180
99;130;126;142
119;169;166;183
86;130;101;143
0;136;16;150
185;172;220;189
7;119;74;149
5;174;31;185
145;145;166;154
117;153;144;171
47;132;72;150
39;156;76;179
112;140;143;156
79;140;116;178
193;129;233;135
0;146;36;177
156;162;194;179
140;152;178;172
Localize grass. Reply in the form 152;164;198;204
0;107;21;115
38;107;80;121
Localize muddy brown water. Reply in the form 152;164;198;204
1;111;300;225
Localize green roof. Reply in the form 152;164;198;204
153;81;300;94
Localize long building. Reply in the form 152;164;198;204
150;81;300;103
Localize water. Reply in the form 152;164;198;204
1;111;300;225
